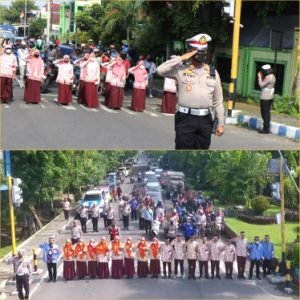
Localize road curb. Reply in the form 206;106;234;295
235;114;300;141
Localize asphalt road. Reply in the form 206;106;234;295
1;83;297;150
21;176;293;300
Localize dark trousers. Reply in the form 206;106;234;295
139;217;145;230
0;76;13;102
249;259;261;278
263;259;272;276
92;217;98;231
225;261;233;277
63;210;69;221
80;217;87;233
107;218;113;227
144;220;152;234
175;112;213;150
103;215;108;227
16;274;29;299
123;215;129;229
47;262;57;280
260;99;273;131
211;260;220;277
187;259;196;278
71;238;79;245
131;209;137;220
199;260;209;278
174;259;184;276
237;256;246;277
163;262;172;276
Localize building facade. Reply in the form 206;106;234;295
59;0;101;42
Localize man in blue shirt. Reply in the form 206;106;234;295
261;234;274;277
247;236;263;280
40;236;60;282
130;197;138;221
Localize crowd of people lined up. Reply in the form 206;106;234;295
0;36;178;114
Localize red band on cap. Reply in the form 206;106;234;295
189;41;207;46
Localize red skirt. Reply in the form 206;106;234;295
88;261;98;279
24;79;41;104
0;76;13;102
111;259;124;279
76;261;87;279
85;82;99;108
150;259;161;275
58;83;72;105
63;261;76;280
104;82;111;106
123;257;135;278
161;91;176;114
78;80;86;104
131;88;146;112
108;85;123;109
97;262;110;279
137;261;149;278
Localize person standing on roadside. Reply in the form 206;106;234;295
0;44;17;103
79;205;88;233
62;239;76;281
144;54;156;98
248;236;264;280
231;231;248;279
8;249;31;300
62;197;71;221
71;220;83;245
122;201;131;230
261;234;274;277
91;203;99;232
40;236;60;282
24;49;44;104
257;64;276;134
17;41;29;88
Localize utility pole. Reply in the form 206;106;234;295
46;0;51;43
227;0;242;117
279;153;286;273
4;151;17;256
24;0;27;38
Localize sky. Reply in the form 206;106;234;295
1;0;48;8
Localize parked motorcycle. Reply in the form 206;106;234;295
41;59;58;93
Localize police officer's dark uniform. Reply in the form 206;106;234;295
156;33;225;149
257;64;276;134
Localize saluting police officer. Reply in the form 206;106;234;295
156;33;225;149
257;64;276;134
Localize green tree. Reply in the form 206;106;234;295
0;5;7;24
28;18;46;38
3;0;37;24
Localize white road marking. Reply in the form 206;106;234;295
161;112;175;117
63;106;77;110
100;105;120;113
121;107;137;115
144;110;159;117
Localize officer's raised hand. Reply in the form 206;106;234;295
180;50;197;62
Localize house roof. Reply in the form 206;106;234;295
239;15;298;49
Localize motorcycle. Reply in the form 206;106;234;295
41;59;58;93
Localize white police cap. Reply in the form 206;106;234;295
262;64;271;70
186;33;212;50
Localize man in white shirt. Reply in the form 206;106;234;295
17;41;29;88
